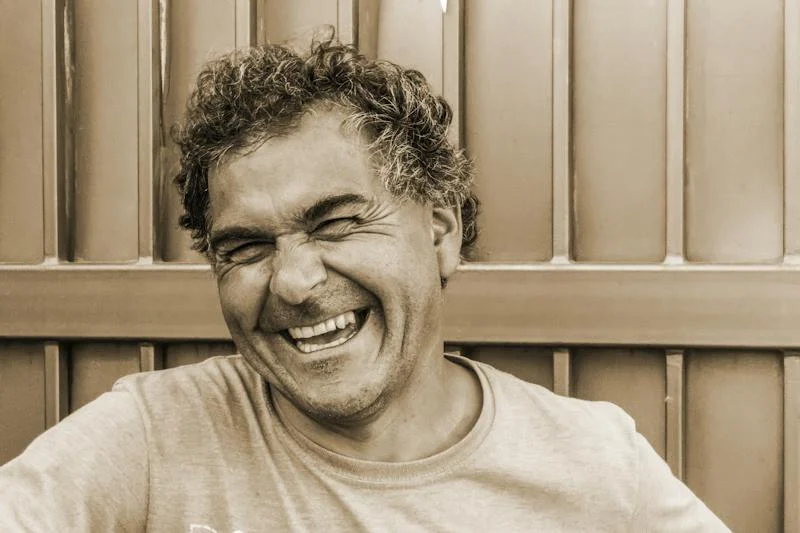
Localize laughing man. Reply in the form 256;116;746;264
0;39;729;532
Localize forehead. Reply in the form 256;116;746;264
208;111;386;225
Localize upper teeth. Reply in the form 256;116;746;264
287;311;356;340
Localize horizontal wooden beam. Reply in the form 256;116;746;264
0;264;226;340
446;264;800;348
2;263;800;347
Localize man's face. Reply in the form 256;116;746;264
207;110;461;423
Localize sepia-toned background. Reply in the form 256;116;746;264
1;1;799;531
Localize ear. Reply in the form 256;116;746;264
431;204;463;280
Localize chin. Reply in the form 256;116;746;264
293;381;387;425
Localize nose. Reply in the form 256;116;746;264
268;240;327;305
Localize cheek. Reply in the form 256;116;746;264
218;264;271;327
324;238;441;326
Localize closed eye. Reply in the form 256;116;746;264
313;217;359;237
219;241;274;264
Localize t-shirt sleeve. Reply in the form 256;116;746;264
0;388;149;531
629;432;730;532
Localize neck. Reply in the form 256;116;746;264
272;353;482;462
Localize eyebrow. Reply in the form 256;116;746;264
208;225;271;251
208;193;372;250
298;193;372;225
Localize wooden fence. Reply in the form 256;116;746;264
1;1;798;531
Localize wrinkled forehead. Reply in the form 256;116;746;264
212;103;380;183
206;109;394;226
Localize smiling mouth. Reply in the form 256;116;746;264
281;309;370;354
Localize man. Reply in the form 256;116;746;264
0;39;728;531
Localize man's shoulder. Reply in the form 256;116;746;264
112;354;263;419
473;357;638;450
475;357;633;418
116;353;253;391
472;358;644;513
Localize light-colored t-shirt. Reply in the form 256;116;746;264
0;354;729;532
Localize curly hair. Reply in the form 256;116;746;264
173;37;479;260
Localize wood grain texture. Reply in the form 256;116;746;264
356;0;379;59
665;0;686;263
337;0;356;45
165;342;237;368
138;342;164;372
138;0;162;262
572;348;666;457
572;0;667;263
685;350;782;532
263;0;337;45
685;0;784;263
552;348;570;396
468;345;553;391
464;0;553;261
42;0;73;262
375;0;442;94
442;0;461;148
0;342;45;465
160;0;236;262
69;343;140;411
665;349;685;479
235;0;256;48
442;264;800;347
44;342;68;428
5;264;800;348
0;0;44;263
785;352;800;533
72;0;139;262
551;0;571;262
785;0;800;260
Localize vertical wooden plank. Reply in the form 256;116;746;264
72;0;139;262
552;348;571;397
572;348;666;457
161;0;237;262
160;0;170;98
572;0;666;263
138;0;162;263
138;343;164;372
665;0;686;264
685;350;783;532
44;342;68;428
468;345;553;391
0;0;44;263
42;0;73;263
69;343;140;411
235;0;256;49
356;0;379;59
0;342;45;465
254;0;266;46
551;0;571;263
441;0;462;148
375;0;443;95
464;0;553;261
164;342;237;369
685;0;784;263
785;0;800;262
784;352;800;533
337;0;356;45
665;349;685;479
263;0;338;45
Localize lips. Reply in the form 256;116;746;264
281;309;370;353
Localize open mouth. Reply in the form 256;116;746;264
281;308;370;354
